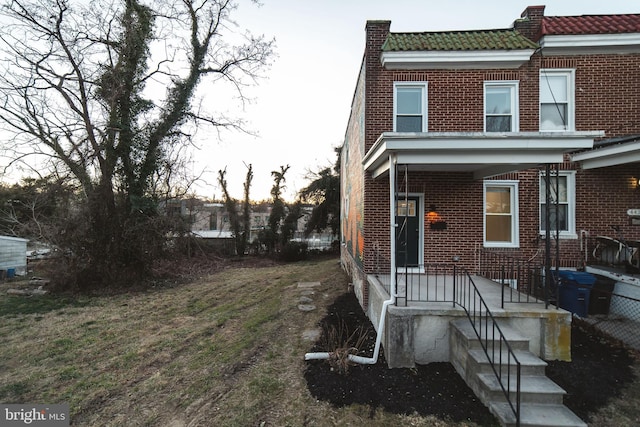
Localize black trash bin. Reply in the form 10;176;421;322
555;270;596;318
588;275;616;315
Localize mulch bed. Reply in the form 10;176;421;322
304;291;638;424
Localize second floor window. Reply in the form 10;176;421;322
540;69;574;131
484;81;518;132
394;82;427;132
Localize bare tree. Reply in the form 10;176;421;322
299;148;340;237
241;162;253;253
0;0;274;288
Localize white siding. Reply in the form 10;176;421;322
0;236;28;275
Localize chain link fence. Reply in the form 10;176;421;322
582;284;640;351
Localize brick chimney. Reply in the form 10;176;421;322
365;20;391;59
514;5;545;42
363;21;391;153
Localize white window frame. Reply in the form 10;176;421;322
484;81;519;132
393;82;428;132
539;69;575;131
539;170;577;238
483;180;519;248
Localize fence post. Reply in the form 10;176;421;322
453;264;457;308
501;264;505;309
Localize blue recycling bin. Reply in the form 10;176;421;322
556;270;596;318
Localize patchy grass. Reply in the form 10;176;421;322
1;257;638;426
0;294;92;317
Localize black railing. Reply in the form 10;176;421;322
372;252;521;425
453;265;521;426
479;250;552;307
396;263;457;306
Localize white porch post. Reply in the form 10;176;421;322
389;153;397;298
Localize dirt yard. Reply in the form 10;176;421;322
304;288;640;426
1;255;638;426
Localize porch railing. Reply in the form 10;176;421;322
454;265;522;426
478;249;554;308
372;253;521;425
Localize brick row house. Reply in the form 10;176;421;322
338;6;639;421
342;6;640;311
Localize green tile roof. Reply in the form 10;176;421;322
382;29;539;51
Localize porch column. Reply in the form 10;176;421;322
389;153;397;298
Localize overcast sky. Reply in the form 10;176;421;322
195;0;638;201
1;1;635;201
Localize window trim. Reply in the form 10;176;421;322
483;180;520;248
484;81;519;132
393;82;428;132
539;69;575;132
539;170;577;238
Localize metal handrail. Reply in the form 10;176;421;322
373;250;522;424
453;265;521;426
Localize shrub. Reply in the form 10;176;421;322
280;241;308;262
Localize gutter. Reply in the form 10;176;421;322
305;153;398;365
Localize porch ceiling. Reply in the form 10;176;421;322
363;131;603;179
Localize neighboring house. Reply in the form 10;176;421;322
340;6;639;422
0;235;28;277
165;198;336;250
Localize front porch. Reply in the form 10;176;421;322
365;269;572;369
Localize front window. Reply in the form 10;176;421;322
394;82;427;132
484;81;519;132
540;69;574;131
540;171;576;237
484;181;519;247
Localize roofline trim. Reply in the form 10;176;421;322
381;49;535;70
540;33;640;54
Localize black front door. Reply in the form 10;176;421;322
396;196;420;267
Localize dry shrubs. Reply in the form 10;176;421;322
321;318;370;375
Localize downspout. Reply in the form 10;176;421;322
305;153;398;365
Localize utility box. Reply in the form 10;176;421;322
0;236;29;278
556;270;596;318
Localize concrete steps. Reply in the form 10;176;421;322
467;348;547;376
491;403;587;427
449;319;586;427
477;373;565;404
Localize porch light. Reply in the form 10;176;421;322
427;204;448;230
426;205;438;223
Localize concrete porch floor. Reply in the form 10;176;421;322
364;273;573;368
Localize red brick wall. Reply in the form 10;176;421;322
358;20;640;276
571;54;640;137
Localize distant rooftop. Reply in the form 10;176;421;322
541;14;640;36
381;9;640;52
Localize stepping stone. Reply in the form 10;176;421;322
302;328;322;341
298;296;314;304
300;289;315;296
298;304;316;312
297;282;321;289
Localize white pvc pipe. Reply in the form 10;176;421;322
304;352;331;360
305;154;398;366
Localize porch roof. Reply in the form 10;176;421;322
571;134;640;169
363;131;603;180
